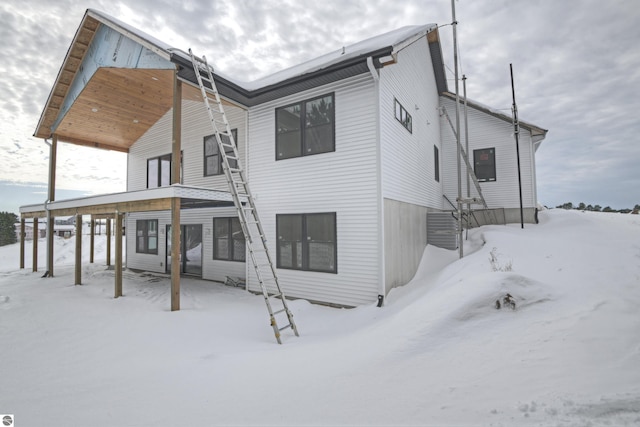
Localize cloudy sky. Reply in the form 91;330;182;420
1;0;639;214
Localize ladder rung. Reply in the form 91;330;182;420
278;324;292;332
273;308;286;315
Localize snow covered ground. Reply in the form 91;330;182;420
1;209;639;426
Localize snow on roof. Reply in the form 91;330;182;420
87;9;436;91
234;24;437;91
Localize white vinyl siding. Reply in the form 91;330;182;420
126;206;245;283
247;74;380;307
127;99;247;192
439;96;537;209
379;36;442;209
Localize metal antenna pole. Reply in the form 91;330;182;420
452;0;463;258
510;63;524;229
463;74;470;240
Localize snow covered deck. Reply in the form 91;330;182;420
19;184;240;218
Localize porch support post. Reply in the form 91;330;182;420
32;217;38;272
115;212;123;298
46;135;58;277
106;217;112;266
19;217;25;269
90;217;95;263
171;198;180;311
75;214;82;285
170;70;182;312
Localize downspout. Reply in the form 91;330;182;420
367;56;385;307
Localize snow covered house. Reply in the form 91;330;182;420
20;9;547;308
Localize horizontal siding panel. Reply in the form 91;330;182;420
247;74;380;306
128;99;247;192
380;37;443;209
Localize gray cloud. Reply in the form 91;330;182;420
1;0;639;212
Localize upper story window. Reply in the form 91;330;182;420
147;153;182;188
276;212;337;273
136;219;158;254
204;129;238;176
394;98;412;133
474;148;496;182
276;93;335;160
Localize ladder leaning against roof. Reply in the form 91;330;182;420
188;49;299;344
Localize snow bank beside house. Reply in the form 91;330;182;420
1;209;639;426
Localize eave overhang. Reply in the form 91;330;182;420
441;91;548;142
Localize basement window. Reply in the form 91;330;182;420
136;219;158;254
276;93;335;160
213;217;245;262
204;129;238;176
394;98;412;133
474;148;496;182
276;213;337;273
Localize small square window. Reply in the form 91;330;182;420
394;98;412;133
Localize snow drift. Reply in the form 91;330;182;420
1;209;639;426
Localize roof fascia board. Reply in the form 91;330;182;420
86;10;172;61
172;46;392;107
34;10;99;137
441;92;547;139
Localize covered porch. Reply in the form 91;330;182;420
19;185;239;310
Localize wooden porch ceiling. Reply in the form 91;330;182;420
50;68;238;153
54;68;175;153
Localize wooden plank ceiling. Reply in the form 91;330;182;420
55;68;175;152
